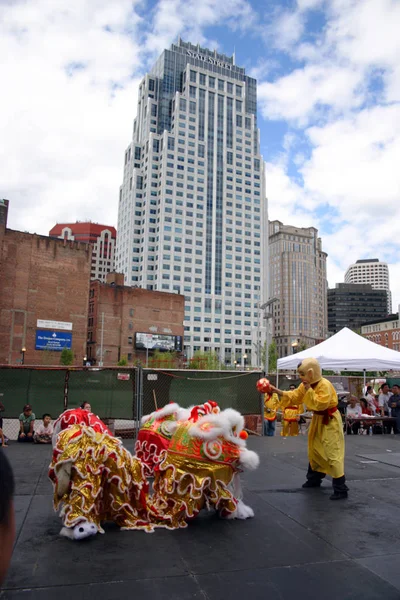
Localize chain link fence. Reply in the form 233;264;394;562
0;366;265;440
0;366;374;442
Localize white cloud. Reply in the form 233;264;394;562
258;64;364;124
0;0;145;234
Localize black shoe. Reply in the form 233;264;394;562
302;481;321;488
330;491;348;500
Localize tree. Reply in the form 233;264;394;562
189;350;221;370
60;348;74;366
117;356;128;366
149;350;178;369
268;340;278;373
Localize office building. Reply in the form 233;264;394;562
269;220;328;358
327;283;388;334
115;39;268;366
345;259;391;313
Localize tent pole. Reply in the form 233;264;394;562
363;369;366;395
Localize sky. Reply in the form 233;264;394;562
1;0;400;307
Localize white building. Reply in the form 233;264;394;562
116;40;268;367
345;259;391;313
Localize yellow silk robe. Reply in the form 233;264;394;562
281;403;304;437
281;379;345;478
264;393;280;421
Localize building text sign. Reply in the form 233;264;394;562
37;319;73;331
186;50;232;70
35;330;72;351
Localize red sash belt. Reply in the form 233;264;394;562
314;406;338;425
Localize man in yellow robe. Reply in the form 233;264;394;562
264;392;280;436
270;358;348;500
281;403;304;437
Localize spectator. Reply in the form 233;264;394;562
0;449;15;586
378;384;393;416
365;386;378;414
389;384;400;434
346;396;362;435
18;404;35;443
34;414;53;444
80;402;91;412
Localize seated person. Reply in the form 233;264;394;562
365;386;377;414
34;414;53;444
18;404;35;442
346;396;362;434
80;402;91;412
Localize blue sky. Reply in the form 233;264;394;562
1;0;399;306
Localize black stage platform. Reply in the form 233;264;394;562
2;434;400;599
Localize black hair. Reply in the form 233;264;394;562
367;386;373;392
80;402;90;409
297;361;303;369
0;450;14;525
42;413;51;420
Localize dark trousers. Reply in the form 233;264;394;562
18;432;34;443
306;464;348;492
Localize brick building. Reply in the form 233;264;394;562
87;273;185;365
361;309;400;351
0;200;91;365
49;222;116;282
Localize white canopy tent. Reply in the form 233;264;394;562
277;328;400;380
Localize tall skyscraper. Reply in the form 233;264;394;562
345;259;391;313
49;222;116;283
116;40;268;366
269;220;328;358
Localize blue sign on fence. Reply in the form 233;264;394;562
35;330;72;351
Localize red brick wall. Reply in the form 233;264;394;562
87;281;184;365
0;230;91;365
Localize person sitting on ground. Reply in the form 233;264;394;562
34;414;53;444
80;402;91;412
0;449;15;586
18;404;35;443
346;396;362;435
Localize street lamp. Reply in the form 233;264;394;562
243;353;248;370
291;340;299;354
83;355;87;367
233;359;237;369
21;347;26;365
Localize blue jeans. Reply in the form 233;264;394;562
264;419;276;436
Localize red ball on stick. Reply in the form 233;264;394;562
256;378;271;393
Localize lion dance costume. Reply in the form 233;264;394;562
151;407;259;529
49;403;260;539
49;409;151;539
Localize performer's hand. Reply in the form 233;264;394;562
269;385;282;395
303;382;311;391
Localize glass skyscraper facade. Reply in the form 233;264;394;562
116;40;268;366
